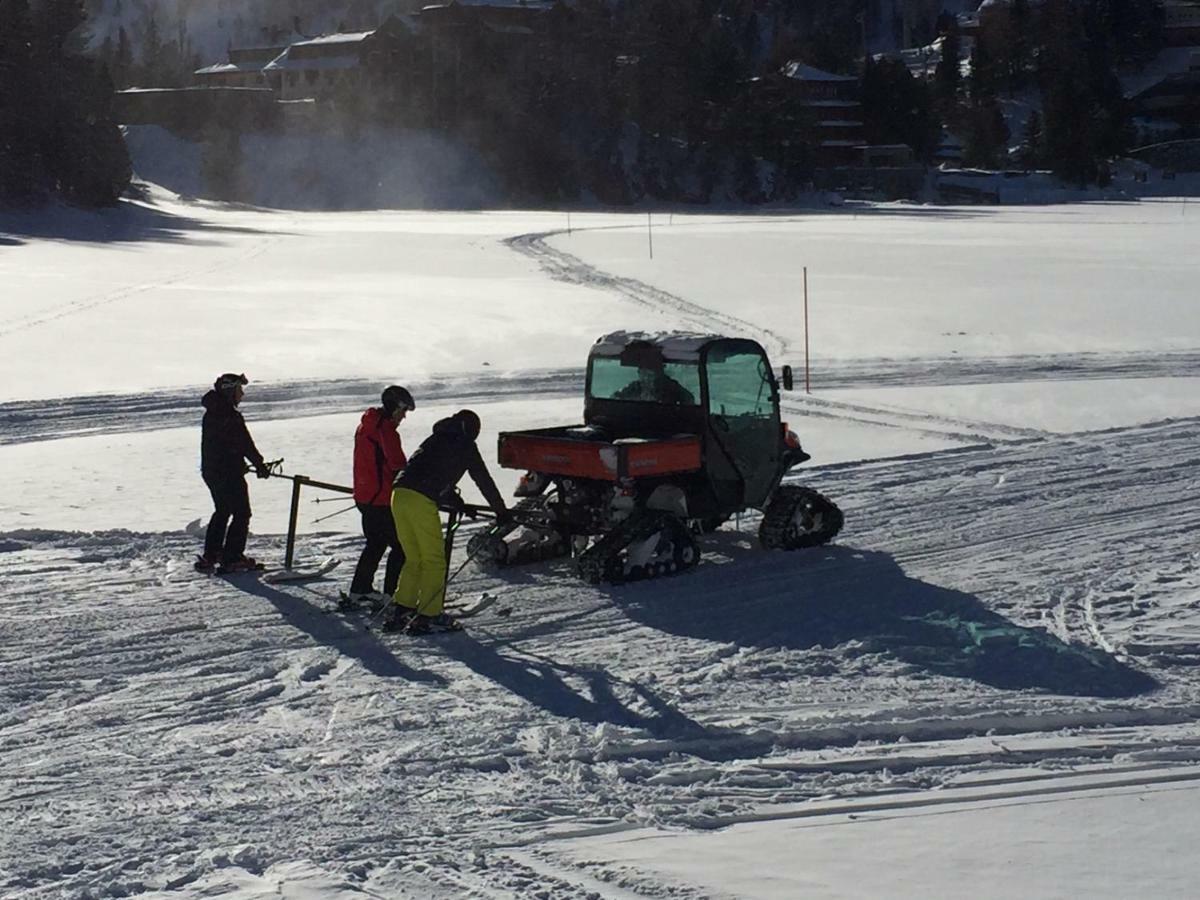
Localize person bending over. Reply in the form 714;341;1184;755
388;409;509;633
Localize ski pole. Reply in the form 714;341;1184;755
313;503;356;524
425;505;501;612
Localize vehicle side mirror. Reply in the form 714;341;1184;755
781;365;794;392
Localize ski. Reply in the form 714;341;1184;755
446;592;499;619
262;557;341;584
334;590;390;613
386;595;509;636
195;556;266;576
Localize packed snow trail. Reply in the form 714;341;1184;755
5;350;1199;445
507;229;793;357
3;413;1200;897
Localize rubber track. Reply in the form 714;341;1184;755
758;486;844;550
575;510;699;585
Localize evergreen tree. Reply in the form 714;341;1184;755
1016;109;1044;169
140;11;162;85
1098;0;1165;66
1037;0;1132;185
0;0;42;203
46;58;131;206
35;0;86;57
968;34;999;102
1008;0;1031;92
113;25;132;87
962;97;1009;168
861;55;938;163
1;0;130;207
934;21;961;111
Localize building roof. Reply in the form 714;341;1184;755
195;62;242;76
782;62;858;83
292;30;375;48
264;53;362;72
263;31;372;72
195;45;288;77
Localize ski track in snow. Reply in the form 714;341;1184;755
0;223;289;340
507;229;794;359
4;222;1200;897
5;350;1200;446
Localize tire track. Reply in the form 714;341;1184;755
0;226;287;339
506;229;792;358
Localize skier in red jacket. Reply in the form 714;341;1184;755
347;385;414;603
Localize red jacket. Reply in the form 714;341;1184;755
353;407;407;505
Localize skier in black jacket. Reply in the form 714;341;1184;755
388;409;510;633
197;373;271;573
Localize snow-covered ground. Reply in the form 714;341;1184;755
2;192;1200;898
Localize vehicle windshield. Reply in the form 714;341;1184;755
590;357;700;406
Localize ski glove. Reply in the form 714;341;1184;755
254;462;271;479
438;489;466;514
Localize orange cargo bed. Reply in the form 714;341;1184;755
498;427;702;481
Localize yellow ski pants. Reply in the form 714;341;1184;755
390;487;448;616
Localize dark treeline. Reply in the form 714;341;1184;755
93;13;202;90
477;0;876;202
0;0;130;207
453;0;1165;200
0;0;1170;208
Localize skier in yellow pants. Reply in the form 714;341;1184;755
390;486;448;617
388;409;510;634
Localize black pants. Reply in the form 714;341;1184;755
350;502;405;595
203;470;251;565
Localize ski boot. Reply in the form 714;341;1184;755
381;605;416;633
339;590;390;612
407;612;463;635
218;556;264;575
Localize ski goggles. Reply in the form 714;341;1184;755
216;373;249;391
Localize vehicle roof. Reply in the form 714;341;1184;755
591;330;741;362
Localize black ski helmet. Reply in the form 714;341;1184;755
455;409;481;440
381;385;415;415
215;373;248;395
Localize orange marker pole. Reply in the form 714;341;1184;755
804;266;811;394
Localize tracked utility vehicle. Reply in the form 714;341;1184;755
468;331;843;583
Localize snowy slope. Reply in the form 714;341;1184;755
3;194;1200;898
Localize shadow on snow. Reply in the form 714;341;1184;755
443;623;723;746
227;576;447;685
422;541;1155;761
611;542;1158;699
0;192;280;245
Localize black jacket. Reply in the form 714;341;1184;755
201;390;265;477
394;415;506;514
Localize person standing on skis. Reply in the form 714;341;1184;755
197;373;271;573
388;409;510;634
346;385;414;605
